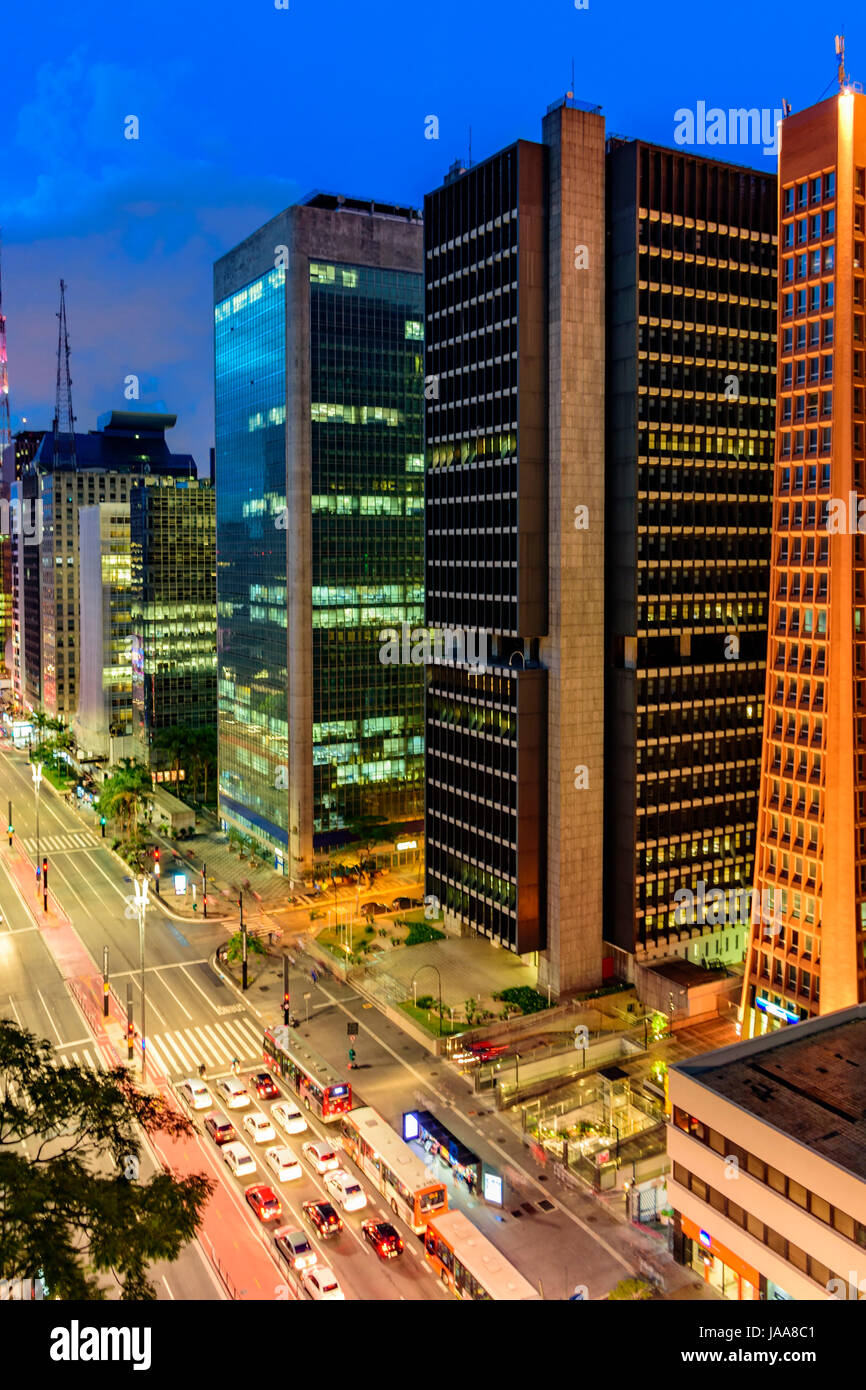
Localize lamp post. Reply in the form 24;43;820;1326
31;761;43;901
133;874;150;1082
411;964;443;1038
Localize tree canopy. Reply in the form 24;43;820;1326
96;759;153;841
0;1021;213;1300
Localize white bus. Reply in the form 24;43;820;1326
339;1106;447;1233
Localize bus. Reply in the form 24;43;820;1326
262;1026;352;1122
339;1106;448;1233
424;1210;541;1301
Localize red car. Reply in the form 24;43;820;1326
253;1072;280;1101
303;1200;343;1239
468;1040;509;1062
245;1185;282;1223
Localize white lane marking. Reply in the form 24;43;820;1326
161;1275;175;1301
215;1019;260;1055
36;989;63;1045
161;1031;199;1072
178;962;222;1011
2;996;22;1025
152;967;193;1020
153;1032;193;1075
189;1026;224;1068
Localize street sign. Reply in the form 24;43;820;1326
347;1020;359;1038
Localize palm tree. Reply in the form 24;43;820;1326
96;759;153;841
153;725;189;790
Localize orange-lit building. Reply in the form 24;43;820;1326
743;87;866;1037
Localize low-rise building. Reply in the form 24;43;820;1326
669;1005;866;1301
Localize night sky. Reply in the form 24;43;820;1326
2;0;862;471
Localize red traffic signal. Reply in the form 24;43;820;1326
154;848;161;861
42;857;47;873
127;1020;134;1042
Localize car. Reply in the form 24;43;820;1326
273;1225;317;1272
391;896;412;911
302;1200;343;1239
468;1040;509;1062
271;1100;308;1136
362;901;389;917
302;1141;340;1174
216;1076;251;1109
253;1071;280;1100
324;1168;368;1212
301;1266;345;1301
361;1219;404;1260
178;1079;212;1111
244;1184;282;1223
265;1145;302;1182
204;1111;237;1146
222;1142;256;1179
243;1111;277;1145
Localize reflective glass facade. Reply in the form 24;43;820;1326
309;260;424;833
215;268;288;857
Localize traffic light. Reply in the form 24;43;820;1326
153;846;161;895
7;822;12;847
348;1047;356;1068
283;991;291;1026
100;815;106;838
127;1018;134;1055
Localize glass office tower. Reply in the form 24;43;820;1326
215;196;424;879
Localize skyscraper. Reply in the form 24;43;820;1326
605;140;777;977
214;195;424;880
742;87;866;1036
424;99;606;991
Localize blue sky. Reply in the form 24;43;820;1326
1;0;862;470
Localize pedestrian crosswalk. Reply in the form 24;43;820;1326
20;830;101;855
56;1045;105;1072
147;1014;265;1079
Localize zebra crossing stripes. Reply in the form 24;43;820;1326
147;1015;264;1078
55;1047;105;1073
20;830;100;855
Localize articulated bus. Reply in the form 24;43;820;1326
340;1106;448;1233
262;1026;352;1122
424;1209;541;1301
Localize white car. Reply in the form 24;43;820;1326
217;1076;251;1110
265;1145;303;1182
302;1141;340;1175
178;1078;212;1111
222;1142;256;1179
301;1266;345;1301
271;1100;307;1136
243;1111;276;1145
324;1168;368;1212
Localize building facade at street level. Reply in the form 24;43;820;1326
74;502;133;761
10;411;196;723
424;96;776;995
742;88;866;1038
605;141;776;979
214;195;424;880
130;475;216;769
669;1005;866;1301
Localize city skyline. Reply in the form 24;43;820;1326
2;0;861;475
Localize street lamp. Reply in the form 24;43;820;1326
31;761;43;901
132;874;150;1082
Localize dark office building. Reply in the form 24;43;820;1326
605;141;777;974
215;195;424;879
2;431;43;682
130;475;217;758
12;412;195;719
424;99;607;990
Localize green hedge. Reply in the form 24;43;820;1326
493;986;548;1015
404;923;446;947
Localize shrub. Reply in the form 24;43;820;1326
493;986;549;1015
404;923;446;947
415;994;435;1010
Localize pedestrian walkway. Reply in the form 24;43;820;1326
20;830;100;855
147;1013;264;1079
55;1043;105;1072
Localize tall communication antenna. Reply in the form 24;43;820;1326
836;34;847;91
0;232;11;452
53;278;76;468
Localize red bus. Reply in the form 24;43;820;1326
262;1026;352;1122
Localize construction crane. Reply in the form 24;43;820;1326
52;278;76;469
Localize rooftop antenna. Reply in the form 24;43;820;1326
0;232;11;452
569;58;575;98
836;33;847;91
468;125;472;168
53;279;76;469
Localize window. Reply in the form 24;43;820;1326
810;1192;831;1224
767;1166;786;1194
789;1178;808;1209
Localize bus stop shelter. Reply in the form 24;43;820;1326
402;1108;482;1195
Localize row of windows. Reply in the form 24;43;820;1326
782;172;837;212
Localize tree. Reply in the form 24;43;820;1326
606;1277;655;1301
96;759;153;841
0;1021;213;1300
224;930;267;964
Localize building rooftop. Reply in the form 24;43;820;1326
674;1005;866;1180
647;957;732;987
300;191;421;222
